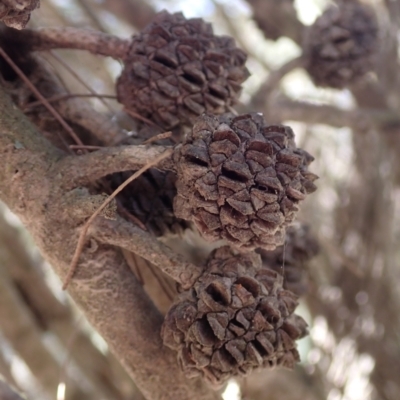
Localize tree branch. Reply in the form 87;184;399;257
5;28;130;60
92;216;204;289
0;205;136;400
57;145;175;190
266;95;400;131
0;84;218;400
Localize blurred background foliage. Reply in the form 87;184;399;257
1;1;400;400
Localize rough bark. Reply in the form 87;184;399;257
0;207;139;400
0;84;218;400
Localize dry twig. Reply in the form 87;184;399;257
0;46;83;148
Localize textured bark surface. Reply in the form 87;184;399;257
0;85;218;400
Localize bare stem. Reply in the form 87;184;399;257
5;27;130;60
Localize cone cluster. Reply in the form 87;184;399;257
112;11;318;386
117;11;249;131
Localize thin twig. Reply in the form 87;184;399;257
62;148;173;290
246;56;305;113
24;93;117;110
117;203;148;231
0;46;84;148
124;108;162;128
49;51;116;113
69;145;104;151
143;131;172;144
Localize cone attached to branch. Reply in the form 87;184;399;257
173;113;318;251
258;223;319;296
0;0;40;29
110;169;188;237
162;246;308;386
117;11;249;131
303;0;379;88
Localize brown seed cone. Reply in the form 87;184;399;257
173;113;318;251
0;0;39;29
258;223;319;296
161;246;308;386
116;11;249;131
109;169;188;237
303;0;378;89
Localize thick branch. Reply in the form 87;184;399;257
259;94;400;131
0;85;218;400
92;216;204;289
4;28;130;60
57;145;175;190
0;206;135;400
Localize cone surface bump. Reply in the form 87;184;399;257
173;113;318;251
161;246;308;385
304;1;378;88
117;11;249;130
